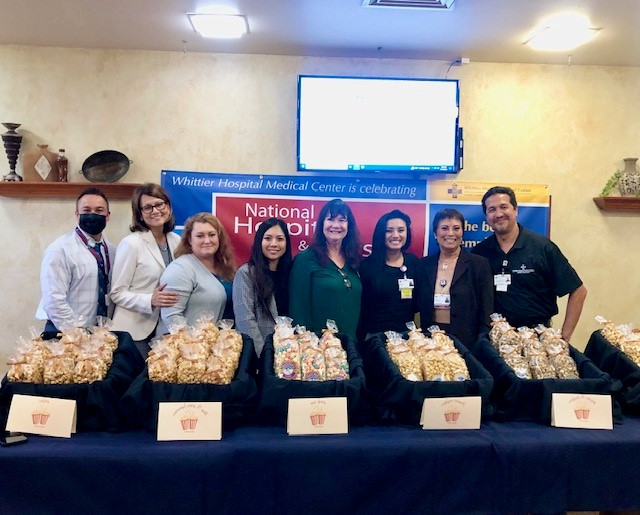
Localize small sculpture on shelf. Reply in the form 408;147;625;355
2;122;23;182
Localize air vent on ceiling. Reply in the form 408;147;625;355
362;0;456;10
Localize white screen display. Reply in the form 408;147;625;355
297;76;460;173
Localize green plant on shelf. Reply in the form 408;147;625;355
600;170;622;197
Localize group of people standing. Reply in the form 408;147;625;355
36;183;586;359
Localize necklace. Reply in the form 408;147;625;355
439;255;459;270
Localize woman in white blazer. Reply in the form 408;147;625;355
110;183;180;356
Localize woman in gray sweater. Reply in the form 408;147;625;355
159;212;236;332
233;218;292;357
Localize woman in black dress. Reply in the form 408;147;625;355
358;209;419;340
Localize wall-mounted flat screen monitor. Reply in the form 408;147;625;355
297;75;461;174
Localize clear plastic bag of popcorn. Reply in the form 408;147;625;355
87;333;114;367
421;350;448;381
274;318;302;380
595;316;626;348
43;340;75;384
216;319;243;354
192;313;220;350
497;328;522;353
443;350;470;381
7;354;40;383
521;327;547;358
405;322;429;357
177;343;206;384
552;354;580;379
529;355;556;379
58;320;91;360
91;316;119;351
325;345;349;381
386;331;423;381
147;339;178;382
74;344;108;383
535;325;558;343
163;323;191;350
406;321;426;345
210;321;242;381
499;342;520;359
209;344;240;384
489;313;513;347
523;341;547;359
201;354;227;384
298;326;319;351
7;336;44;383
428;325;456;351
504;354;532;379
301;345;326;381
384;331;423;381
10;333;46;383
319;319;342;350
534;326;570;358
619;325;640;367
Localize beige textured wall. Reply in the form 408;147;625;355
1;45;639;373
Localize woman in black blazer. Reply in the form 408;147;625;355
416;208;493;351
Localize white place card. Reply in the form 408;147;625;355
6;394;77;438
551;393;613;430
157;402;222;441
420;396;482;430
287;397;348;435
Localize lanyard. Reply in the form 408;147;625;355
75;227;111;274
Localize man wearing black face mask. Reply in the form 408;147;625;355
36;187;115;333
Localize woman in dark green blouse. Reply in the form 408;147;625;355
289;199;362;339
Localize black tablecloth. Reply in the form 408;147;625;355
257;333;368;425
2;419;640;514
120;334;258;431
0;331;144;432
584;329;640;415
358;333;494;425
473;334;623;423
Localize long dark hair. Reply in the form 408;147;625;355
368;209;412;268
311;199;362;270
248;218;292;313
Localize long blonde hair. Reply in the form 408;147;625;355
175;212;236;281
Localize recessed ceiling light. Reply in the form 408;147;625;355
187;13;249;39
525;13;600;52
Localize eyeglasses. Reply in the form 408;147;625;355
337;268;352;289
141;201;168;214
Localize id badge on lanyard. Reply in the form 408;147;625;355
494;259;510;292
398;265;414;299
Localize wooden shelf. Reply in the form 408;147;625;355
593;196;640;211
0;181;141;199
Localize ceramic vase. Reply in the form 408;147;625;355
618;157;640;196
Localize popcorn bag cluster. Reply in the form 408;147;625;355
273;318;350;382
6;317;118;385
596;315;640;366
385;322;470;382
489;313;579;380
147;316;242;385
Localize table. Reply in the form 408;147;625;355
2;419;640;514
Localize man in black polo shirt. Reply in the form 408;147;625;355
472;186;587;342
